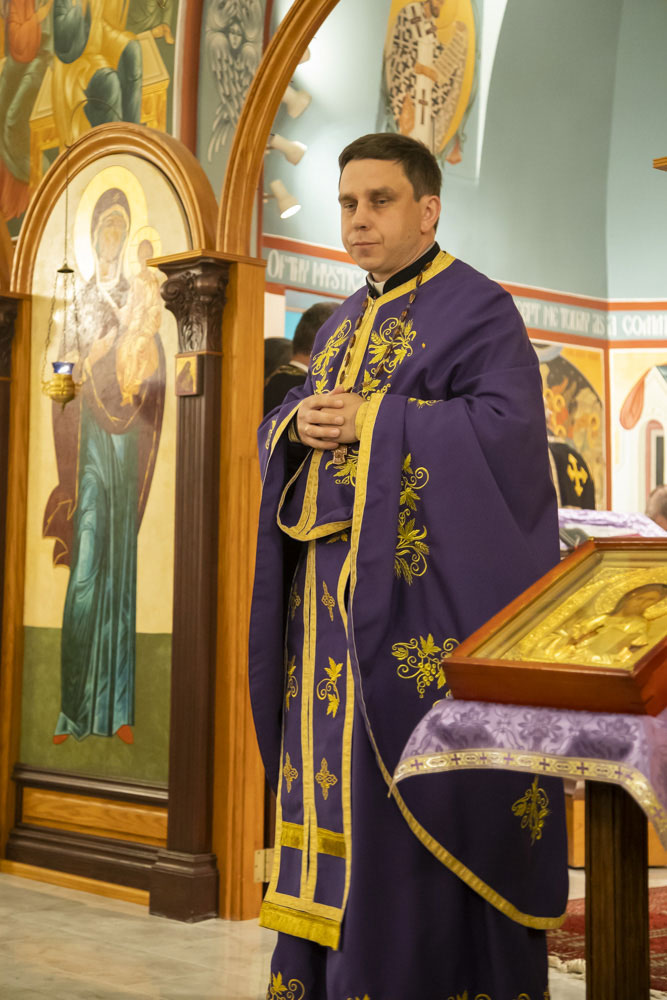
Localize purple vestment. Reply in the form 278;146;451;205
250;252;567;999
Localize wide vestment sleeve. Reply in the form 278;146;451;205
250;259;568;926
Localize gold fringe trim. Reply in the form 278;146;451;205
395;747;667;849
259;900;341;950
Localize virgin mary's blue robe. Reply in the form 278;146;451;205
250;250;567;999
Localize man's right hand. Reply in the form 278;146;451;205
296;391;347;451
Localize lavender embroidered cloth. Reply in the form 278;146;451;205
394;699;667;844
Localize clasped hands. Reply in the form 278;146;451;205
296;385;364;451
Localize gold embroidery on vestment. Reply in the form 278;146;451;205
321;581;335;621
311;319;351;394
266;972;305;1000
315;758;338;800
289;587;302;621
512;776;550;846
392;634;459;698
282;753;298;793
368;316;417;376
265;418;277;450
316;657;342;718
395;454;430;585
408;397;438;406
326;447;358;486
285;657;298;711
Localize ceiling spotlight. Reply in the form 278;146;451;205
268;133;307;165
265;179;301;219
282;84;312;119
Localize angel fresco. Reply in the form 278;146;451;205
205;0;262;161
44;169;165;743
380;0;477;164
0;0;54;221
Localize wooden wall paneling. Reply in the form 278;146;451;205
21;789;167;846
0;859;150;905
7;767;169;889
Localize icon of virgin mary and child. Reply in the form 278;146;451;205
43;184;165;744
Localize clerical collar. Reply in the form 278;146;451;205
366;243;440;298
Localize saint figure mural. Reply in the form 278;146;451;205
0;0;54;220
52;0;143;146
43;172;166;744
380;0;477;164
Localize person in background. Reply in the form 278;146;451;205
264;336;293;383
647;484;667;531
263;302;338;415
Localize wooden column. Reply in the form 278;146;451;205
149;252;229;922
585;781;649;998
213;257;266;920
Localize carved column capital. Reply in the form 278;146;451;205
0;296;19;379
158;256;230;355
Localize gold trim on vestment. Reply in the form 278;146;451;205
395;748;667;848
259;901;341;950
348;390;566;931
280;821;347;858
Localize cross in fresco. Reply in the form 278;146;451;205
567;454;589;497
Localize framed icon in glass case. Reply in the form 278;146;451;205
444;539;667;715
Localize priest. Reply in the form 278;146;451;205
250;132;567;1000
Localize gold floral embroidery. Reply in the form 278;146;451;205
267;972;305;1000
346;995;371;1000
360;370;381;398
285;657;298;711
310;319;351;394
512;776;550;846
368;316;417;376
289;587;302;621
392;634;459;698
395;454;430;585
399;453;429;509
265;418;277;449
316;657;342;718
282;753;298;793
321;581;335;621
408;397;438;407
315;758;338;800
326;530;349;544
396;517;429;584
326;446;358;485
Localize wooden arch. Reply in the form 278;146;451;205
12;122;217;294
217;0;341;256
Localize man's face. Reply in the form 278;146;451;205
339;158;440;282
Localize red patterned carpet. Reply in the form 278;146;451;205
548;887;667;989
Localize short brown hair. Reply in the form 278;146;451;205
338;133;442;200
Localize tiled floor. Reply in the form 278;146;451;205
1;869;664;999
